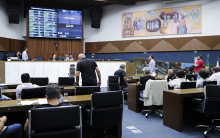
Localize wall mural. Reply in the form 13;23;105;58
122;5;202;37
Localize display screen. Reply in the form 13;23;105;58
29;7;82;39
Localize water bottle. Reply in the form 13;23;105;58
59;95;63;102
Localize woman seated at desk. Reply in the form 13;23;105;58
169;70;186;89
196;68;209;88
137;67;155;98
50;53;58;61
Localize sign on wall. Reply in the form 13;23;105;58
122;5;202;38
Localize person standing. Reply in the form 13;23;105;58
114;64;128;91
148;55;156;76
76;53;101;86
194;55;204;80
22;47;29;61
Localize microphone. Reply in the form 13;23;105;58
68;64;76;77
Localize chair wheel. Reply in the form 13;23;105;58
204;134;208;138
161;116;163;119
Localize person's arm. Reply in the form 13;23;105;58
24;119;29;132
95;67;101;85
0;116;7;132
75;71;80;86
122;71;128;84
169;80;175;87
2;95;11;100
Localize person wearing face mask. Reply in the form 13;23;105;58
194;55;204;80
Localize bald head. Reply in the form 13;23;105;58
168;69;173;75
78;53;86;61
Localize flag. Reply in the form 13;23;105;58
205;57;210;71
217;59;219;68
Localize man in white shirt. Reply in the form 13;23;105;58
196;68;210;88
16;73;38;98
169;71;186;89
209;67;220;85
148;55;156;76
22;47;29;61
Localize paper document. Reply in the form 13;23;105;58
21;100;38;105
38;99;48;104
126;126;137;130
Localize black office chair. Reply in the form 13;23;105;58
203;81;217;87
28;56;31;61
21;87;47;99
28;105;82;138
108;76;120;91
59;56;65;61
58;77;75;87
192;85;220;138
180;82;196;89
75;86;100;95
37;56;44;61
185;75;197;81
31;77;49;86
84;91;123;137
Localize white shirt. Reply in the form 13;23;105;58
169;78;186;89
148;59;156;74
196;78;208;88
22;51;28;61
16;83;38;98
209;72;220;85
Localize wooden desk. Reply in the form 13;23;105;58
127;83;142;113
0;95;122;138
163;88;204;132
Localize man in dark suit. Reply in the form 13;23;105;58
13;51;22;59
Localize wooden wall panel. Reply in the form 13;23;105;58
99;42;120;53
196;36;220;49
0;36;26;52
139;39;161;51
122;41;147;52
110;40;133;52
164;37;193;50
97;42;108;51
179;38;211;51
85;42;98;53
149;39;177;51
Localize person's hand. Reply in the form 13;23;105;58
0;116;7;123
8;98;12;100
75;82;79;86
98;82;101;86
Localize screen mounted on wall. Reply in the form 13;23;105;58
29;7;82;39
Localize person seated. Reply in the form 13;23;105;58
65;54;74;61
165;69;176;82
114;64;128;91
196;69;210;88
209;67;220;85
1;94;12;101
108;58;111;61
169;71;186;89
138;67;155;98
24;84;71;132
13;51;22;59
3;53;9;61
16;73;38;98
101;58;104;61
50;53;58;61
187;66;195;75
0;116;22;138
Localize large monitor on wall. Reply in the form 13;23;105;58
29;7;82;39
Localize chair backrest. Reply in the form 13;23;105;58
203;81;217;87
37;56;44;61
59;56;65;61
203;85;220;115
76;86;100;95
29;105;81;138
58;77;75;86
31;77;49;86
185;75;197;81
180;82;196;89
144;80;168;106
108;76;120;91
28;56;31;61
21;86;46;99
91;91;123;128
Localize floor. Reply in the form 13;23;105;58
122;104;220;138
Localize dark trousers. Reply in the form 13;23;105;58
82;82;97;86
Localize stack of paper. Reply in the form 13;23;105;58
38;99;48;104
21;100;38;105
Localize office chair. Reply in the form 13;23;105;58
28;56;31;61
59;56;65;61
31;77;49;86
185;75;197;81
0;126;8;136
21;86;47;99
180;82;196;89
37;56;44;61
75;86;100;95
28;105;82;138
83;91;123;137
139;80;168;118
192;85;220;138
58;77;75;87
203;81;217;87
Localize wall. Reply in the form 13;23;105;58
84;0;220;42
0;0;26;40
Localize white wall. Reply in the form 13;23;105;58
0;0;26;40
84;0;220;43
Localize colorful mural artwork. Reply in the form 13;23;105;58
122;5;202;37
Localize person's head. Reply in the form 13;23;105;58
24;47;28;51
102;58;104;61
69;54;73;58
119;64;126;70
144;61;147;64
212;67;219;74
17;51;20;54
78;53;86;61
52;53;56;58
197;55;202;60
21;73;30;83
45;84;61;101
199;69;210;79
168;69;174;75
143;67;151;75
108;58;111;61
175;71;184;79
188;67;194;74
4;53;8;57
91;55;94;59
149;55;154;60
